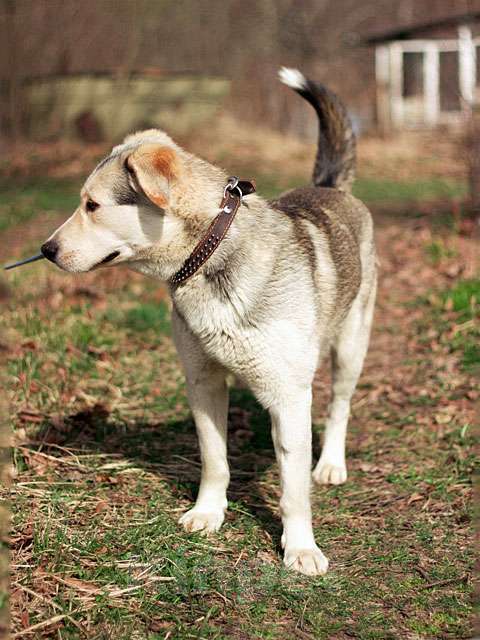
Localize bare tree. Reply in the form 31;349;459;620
465;104;480;222
2;0;480;139
2;0;20;142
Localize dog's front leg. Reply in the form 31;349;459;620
178;367;229;534
172;311;229;534
270;389;329;576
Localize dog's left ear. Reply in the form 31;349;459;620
125;144;177;208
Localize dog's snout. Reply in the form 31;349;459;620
41;240;59;263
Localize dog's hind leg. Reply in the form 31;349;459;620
172;312;230;534
270;388;329;576
313;276;376;485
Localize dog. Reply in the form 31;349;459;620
40;68;377;576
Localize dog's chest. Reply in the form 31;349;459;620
175;289;259;367
173;282;319;401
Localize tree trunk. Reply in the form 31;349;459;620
3;0;21;142
466;104;480;221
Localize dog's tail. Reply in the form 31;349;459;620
279;67;356;193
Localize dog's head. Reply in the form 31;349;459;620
41;130;220;277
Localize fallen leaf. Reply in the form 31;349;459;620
21;610;29;628
18;411;44;424
61;577;103;595
434;413;452;425
95;500;108;514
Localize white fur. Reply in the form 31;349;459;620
314;271;377;485
278;67;307;91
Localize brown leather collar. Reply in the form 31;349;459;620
171;176;255;285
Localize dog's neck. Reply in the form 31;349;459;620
170;178;255;285
128;149;280;334
131;152;258;281
170;200;280;339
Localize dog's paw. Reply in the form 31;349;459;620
178;508;225;535
283;546;329;576
313;460;347;485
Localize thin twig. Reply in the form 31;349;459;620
12;582;61;611
12;609;82;638
17;446;88;470
171;455;201;467
419;574;468;590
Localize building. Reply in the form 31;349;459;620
25;71;229;142
365;12;480;130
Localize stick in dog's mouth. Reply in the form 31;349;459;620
4;253;45;271
4;250;122;272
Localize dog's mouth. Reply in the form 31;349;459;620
98;250;120;266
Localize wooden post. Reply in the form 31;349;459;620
375;45;391;135
458;25;475;104
424;43;439;126
390;42;403;128
3;0;20;142
466;104;480;220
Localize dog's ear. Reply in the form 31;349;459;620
125;144;177;208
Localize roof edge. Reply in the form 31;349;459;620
362;12;480;45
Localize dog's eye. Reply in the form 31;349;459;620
86;199;99;213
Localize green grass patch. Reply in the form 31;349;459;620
230;170;466;206
122;301;171;335
0;176;79;231
441;278;480;318
424;238;458;265
352;177;466;204
441;280;479;372
416;278;480;372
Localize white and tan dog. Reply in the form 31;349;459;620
40;69;376;576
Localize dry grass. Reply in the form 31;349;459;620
1;113;466;185
1;123;478;638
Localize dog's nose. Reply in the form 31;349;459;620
41;240;59;263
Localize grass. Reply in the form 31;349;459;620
424;239;458;265
3;175;476;638
9;363;475;638
441;279;480;317
223;168;466;204
352;177;466;204
418;278;480;373
120;301;171;335
0;170;466;237
0;177;79;232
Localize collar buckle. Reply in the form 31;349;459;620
171;175;256;285
224;175;243;200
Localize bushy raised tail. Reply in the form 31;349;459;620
279;67;356;193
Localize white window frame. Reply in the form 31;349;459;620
375;25;477;128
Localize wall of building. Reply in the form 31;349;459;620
25;75;230;142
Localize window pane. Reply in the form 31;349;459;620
403;52;424;98
440;51;460;112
